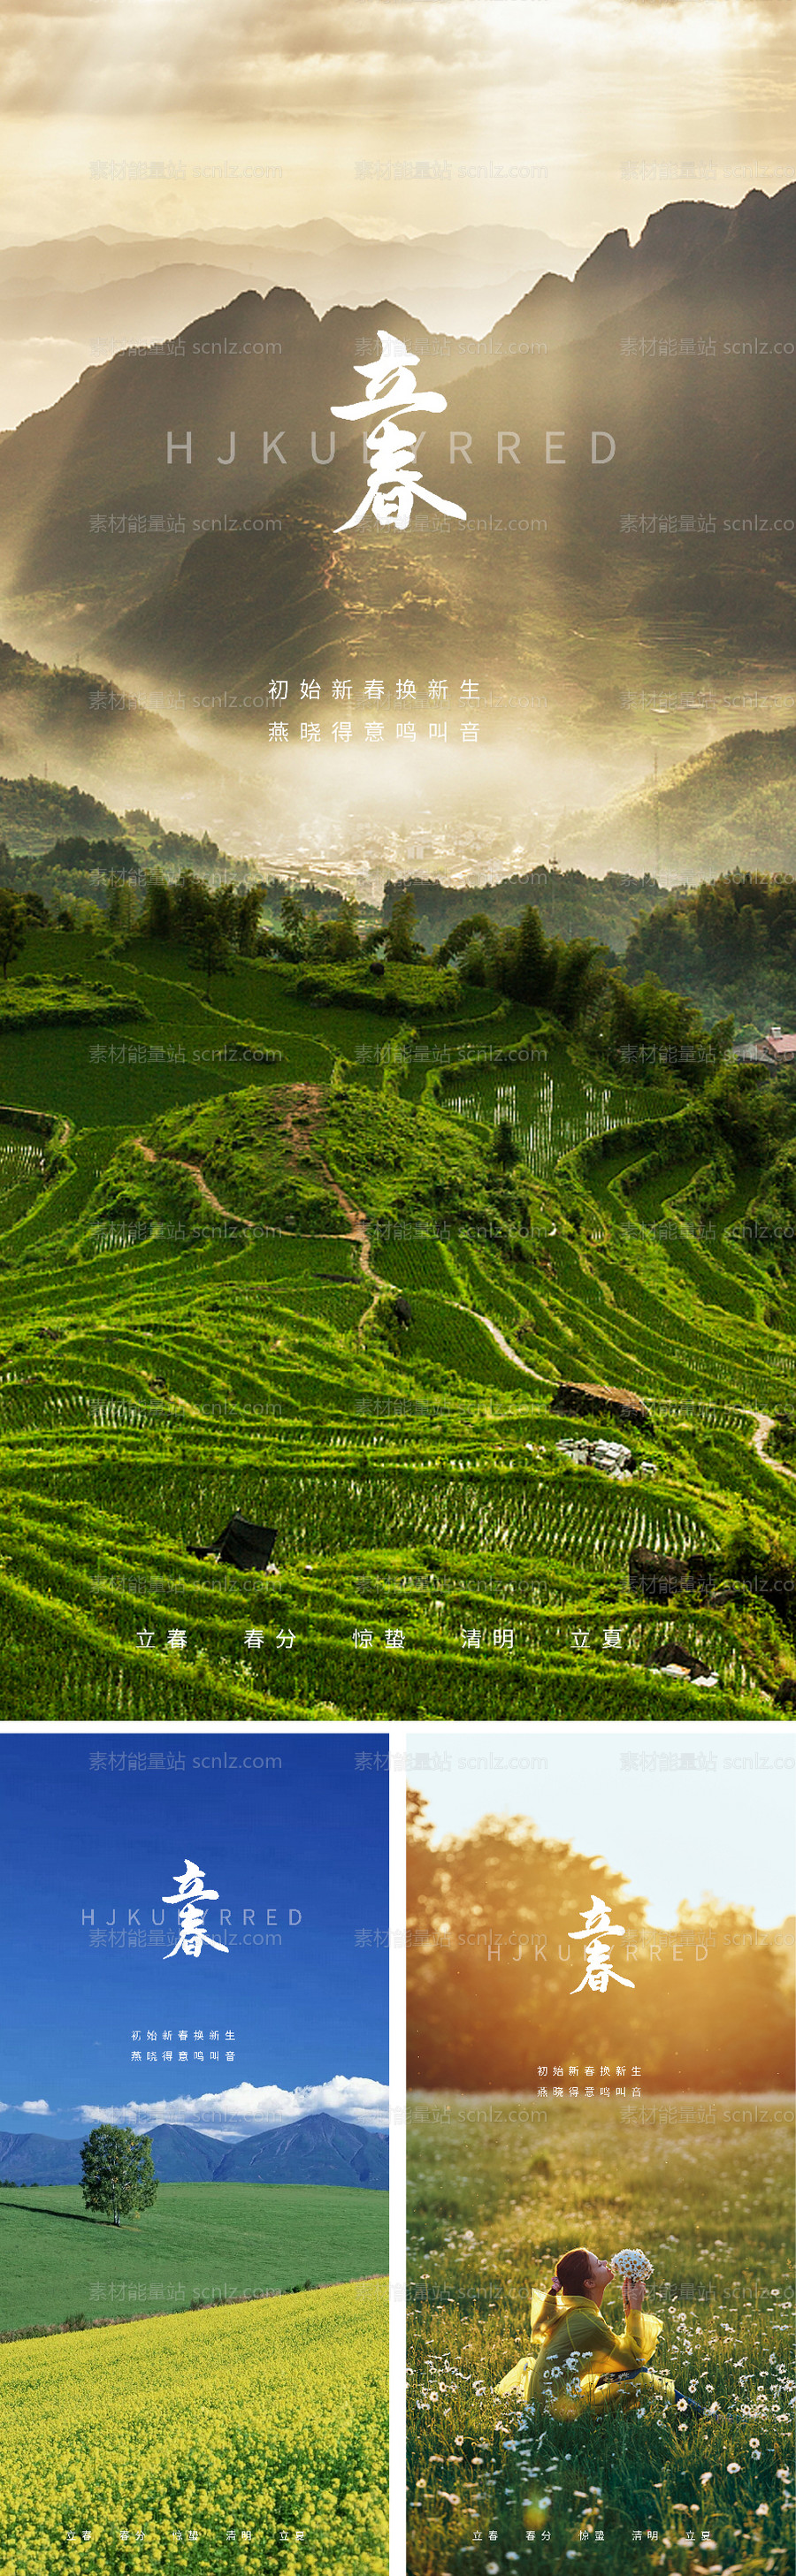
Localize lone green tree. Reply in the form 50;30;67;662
0;887;27;980
108;877;137;935
80;2125;158;2227
142;874;174;939
503;902;550;1005
385;888;417;963
326;898;360;963
191;887;232;998
493;1117;519;1172
279;890;307;959
234;886;264;956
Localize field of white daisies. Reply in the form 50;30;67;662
407;2100;794;2575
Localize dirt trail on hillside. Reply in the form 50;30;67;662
134;1123;544;1370
134;1137;253;1227
263;1085;386;1304
467;1310;550;1382
319;1162;371;1274
134;1128;379;1287
174;1157;255;1226
271;1086;373;1269
751;1410;796;1479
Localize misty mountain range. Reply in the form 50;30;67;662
0;635;228;802
0;220;588;424
0;183;793;842
0;187;792;629
0;2111;388;2188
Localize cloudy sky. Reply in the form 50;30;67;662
0;0;793;246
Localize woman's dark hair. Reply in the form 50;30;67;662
552;2247;593;2298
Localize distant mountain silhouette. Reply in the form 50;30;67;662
0;2113;388;2189
94;184;796;714
213;2112;389;2187
0;636;227;801
487;185;795;354
487;195;734;349
142;2123;223;2180
0;220;587;397
556;721;796;879
1;185;792;636
0;286;486;610
2;183;793;769
0;2130;83;2184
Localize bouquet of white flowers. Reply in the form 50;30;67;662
610;2247;653;2286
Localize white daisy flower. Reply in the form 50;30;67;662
610;2246;653;2284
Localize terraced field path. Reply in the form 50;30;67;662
468;1310;550;1383
134;1111;378;1272
270;1082;394;1333
133;1120;387;1314
133;1101;551;1373
134;1136;255;1227
751;1410;796;1480
318;1162;371;1274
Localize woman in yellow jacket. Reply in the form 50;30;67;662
496;2245;674;2418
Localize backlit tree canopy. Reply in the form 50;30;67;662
408;1792;794;2092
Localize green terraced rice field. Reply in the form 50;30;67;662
0;932;793;1720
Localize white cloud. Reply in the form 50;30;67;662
193;2126;250;2142
78;2074;389;2130
0;1;492;119
2;0;786;135
18;2100;50;2115
0;2102;9;2114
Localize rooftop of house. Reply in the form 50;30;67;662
764;1031;796;1055
553;1378;649;1414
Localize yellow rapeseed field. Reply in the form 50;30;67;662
0;2279;387;2576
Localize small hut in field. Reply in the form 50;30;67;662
551;1379;651;1429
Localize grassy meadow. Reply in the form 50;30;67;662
0;2275;387;2575
407;2098;795;2575
0;2179;388;2334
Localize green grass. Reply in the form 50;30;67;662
0;974;146;1031
290;956;464;1012
0;2180;388;2333
408;2097;794;2576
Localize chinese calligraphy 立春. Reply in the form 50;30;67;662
163;1857;230;1962
570;1894;635;1995
331;330;467;533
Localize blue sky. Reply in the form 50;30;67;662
0;1735;388;2138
